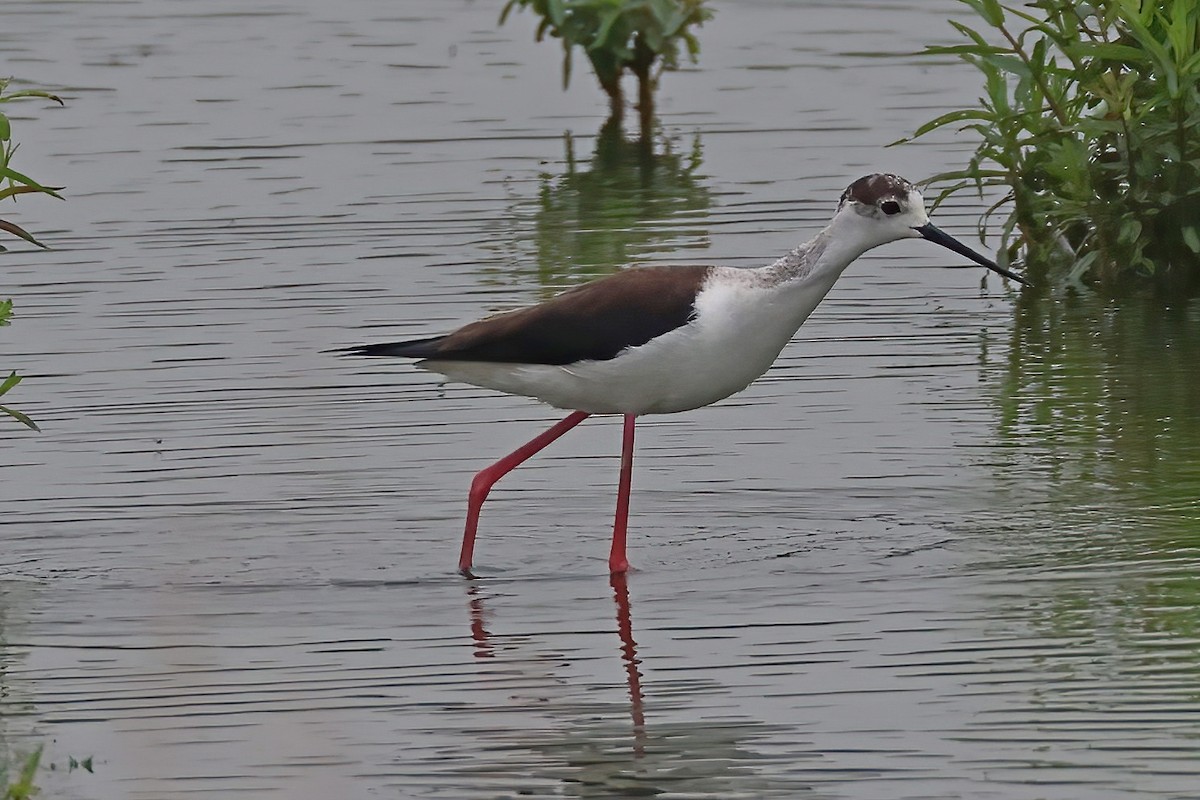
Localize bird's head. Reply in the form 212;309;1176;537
833;173;1028;285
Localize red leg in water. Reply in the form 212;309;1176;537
609;413;636;574
459;410;590;575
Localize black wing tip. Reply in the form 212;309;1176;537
325;343;384;357
326;336;446;359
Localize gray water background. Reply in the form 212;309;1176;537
2;1;1199;798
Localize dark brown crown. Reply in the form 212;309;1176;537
838;173;916;208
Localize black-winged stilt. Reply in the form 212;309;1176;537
343;173;1027;576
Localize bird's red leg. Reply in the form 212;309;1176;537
609;413;636;574
459;410;590;576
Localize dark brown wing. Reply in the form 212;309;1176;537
343;265;712;365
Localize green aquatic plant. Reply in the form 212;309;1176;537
0;77;61;432
500;0;713;133
0;77;63;249
0;298;38;431
1;747;41;800
903;0;1200;292
1;748;93;799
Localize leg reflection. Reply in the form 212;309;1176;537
610;571;647;755
463;574;649;756
465;583;494;659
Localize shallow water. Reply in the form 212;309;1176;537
2;1;1199;798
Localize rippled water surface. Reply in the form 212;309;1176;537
3;1;1199;798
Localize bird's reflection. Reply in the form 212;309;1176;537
464;573;647;752
457;574;811;796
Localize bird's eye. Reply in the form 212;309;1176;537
880;200;902;216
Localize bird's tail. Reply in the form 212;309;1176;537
330;335;446;359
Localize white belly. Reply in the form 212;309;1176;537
421;271;838;415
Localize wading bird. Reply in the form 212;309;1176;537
343;174;1027;576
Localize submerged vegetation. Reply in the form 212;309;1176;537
905;0;1200;292
500;0;713;136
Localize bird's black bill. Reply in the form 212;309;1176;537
916;223;1030;286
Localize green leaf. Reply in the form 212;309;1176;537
643;25;665;55
0;371;20;396
947;19;993;48
977;0;1005;27
923;43;1011;57
1001;2;1046;28
1029;36;1047;77
1117;7;1180;96
1067;250;1099;283
498;0;520;26
0;89;63;105
18;746;43;791
1117;218;1142;245
0;165;64;198
649;0;674;27
0;218;49;248
1080;41;1150;63
906;107;996;140
978;51;1030;78
561;37;573;88
0;403;39;431
590;7;622;51
0;184;58;202
1181;49;1200;76
926;167;1008;184
682;30;701;59
0;112;8;141
1167;0;1196;64
1183;224;1200;254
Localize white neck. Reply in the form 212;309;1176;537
763;206;899;289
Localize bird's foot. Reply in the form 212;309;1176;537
608;558;632;575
